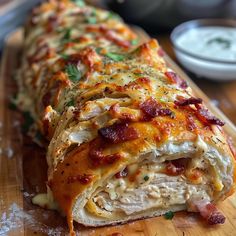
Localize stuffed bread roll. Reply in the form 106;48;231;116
17;0;236;235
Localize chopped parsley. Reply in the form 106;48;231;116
66;99;75;107
72;0;85;7
131;39;139;45
61;28;72;44
143;175;149;181
134;72;143;77
60;53;69;60
87;16;97;24
207;37;231;49
106;52;126;61
96;47;102;54
106;12;121;20
65;64;82;83
164;211;174;220
159;97;167;103
86;10;97;24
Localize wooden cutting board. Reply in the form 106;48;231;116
1;28;236;236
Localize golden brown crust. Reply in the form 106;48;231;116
18;0;236;234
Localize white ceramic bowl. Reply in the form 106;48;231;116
171;19;236;81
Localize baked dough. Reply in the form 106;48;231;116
17;1;236;235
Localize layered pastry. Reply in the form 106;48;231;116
17;0;236;235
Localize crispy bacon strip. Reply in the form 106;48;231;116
46;15;60;33
165;158;187;176
186;115;197;131
165;71;188;89
98;122;139;144
42;72;70;107
194;200;225;225
64;48;101;71
42;91;52;107
140;97;172;119
85;25;131;48
138;77;150;84
196;108;225;126
67;174;93;184
27;45;55;64
175;97;202;106
89;144;121;167
105;30;131;48
109;104;138;122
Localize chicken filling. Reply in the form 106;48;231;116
88;158;214;217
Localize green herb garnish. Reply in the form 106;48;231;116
95;47;102;54
159;97;167;103
65;64;82;83
61;28;72;44
106;12;121;20
87;16;97;24
207;37;231;49
66;99;75;107
106;52;126;62
86;9;97;24
131;39;139;46
163;211;174;220
72;0;85;7
143;175;149;181
60;53;69;60
134;72;143;77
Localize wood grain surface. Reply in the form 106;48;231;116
0;28;236;236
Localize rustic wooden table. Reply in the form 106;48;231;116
157;34;236;125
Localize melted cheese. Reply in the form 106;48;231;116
32;189;58;210
16;0;235;232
